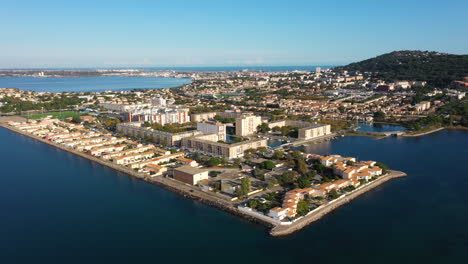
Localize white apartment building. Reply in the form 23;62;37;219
197;121;227;141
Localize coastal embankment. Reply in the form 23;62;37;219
402;127;445;137
270;170;407;237
1;123;406;236
0;124;276;230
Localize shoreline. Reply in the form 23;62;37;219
402;127;445;137
0;124;276;229
1;124;407;236
270;170;407;236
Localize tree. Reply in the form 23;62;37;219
307;170;317;179
239;177;251;197
257;123;271;133
191;152;202;163
207;157;221;167
253;167;263;178
297;175;311;188
260;160;275;170
296;200;310;216
71;116;82;124
209;171;221;177
248;199;260;209
232;158;242;167
244;148;256;154
373;111;386;122
328;189;340;200
220;155;227;165
277;172;295;186
272;150;284;160
338;105;346;113
266;178;278;189
315;163;326;174
291;151;303;161
257;146;268;153
375;162;389;174
297;159;308;176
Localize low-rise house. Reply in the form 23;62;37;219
113;150;156;165
127;152;184;169
142;164;167;176
173;166;209;185
176;157;198;167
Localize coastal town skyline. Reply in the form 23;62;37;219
1;1;468;263
1;0;468;68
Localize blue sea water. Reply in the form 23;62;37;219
1;128;467;263
357;123;407;132
0;76;192;93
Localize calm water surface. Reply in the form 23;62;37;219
0;76;191;92
0;128;467;263
357;123;406;132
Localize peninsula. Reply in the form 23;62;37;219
2;116;406;236
2;50;467;234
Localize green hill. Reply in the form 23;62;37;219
335;50;468;87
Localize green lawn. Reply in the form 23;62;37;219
23;111;84;120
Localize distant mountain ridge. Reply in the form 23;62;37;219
335;50;468;87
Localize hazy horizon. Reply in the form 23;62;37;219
1;0;467;68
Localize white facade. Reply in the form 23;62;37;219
235;115;262;137
197;121;227;141
151;97;167;106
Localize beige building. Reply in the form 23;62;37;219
181;134;267;159
235;114;262;137
197;121;227;141
117;122;202;146
191;112;218;122
415;101;431;112
173;166;209;185
191;110;245;123
268;120;331;140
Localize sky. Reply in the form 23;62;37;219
1;0;467;68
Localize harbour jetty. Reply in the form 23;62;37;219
1;122;407;236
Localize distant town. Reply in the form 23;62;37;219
1;62;466;234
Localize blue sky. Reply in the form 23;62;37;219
1;0;467;68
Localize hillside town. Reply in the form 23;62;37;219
1;68;466;127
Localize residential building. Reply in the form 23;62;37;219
181;134;267;159
235;114;262;137
197;121;227;141
173;166;209;185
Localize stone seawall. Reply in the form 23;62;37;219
1;125;406;236
1;125;276;230
402;127;444;137
270;170;407;236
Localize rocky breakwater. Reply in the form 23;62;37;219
1;124;275;231
270;170;407;237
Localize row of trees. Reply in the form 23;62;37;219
0;95;84;113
